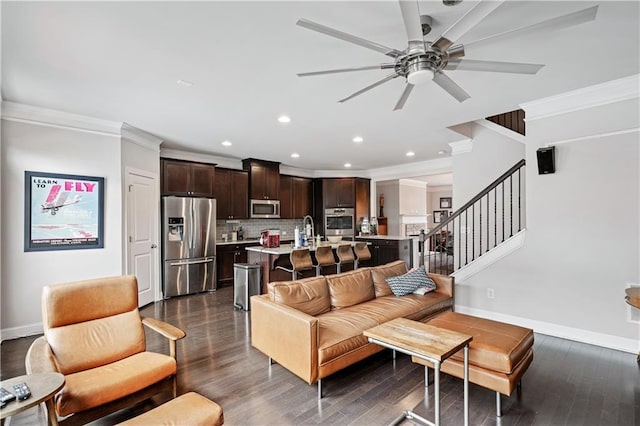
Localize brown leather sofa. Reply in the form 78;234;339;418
250;260;454;397
26;276;186;425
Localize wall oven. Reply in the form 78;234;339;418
250;199;280;219
324;208;354;237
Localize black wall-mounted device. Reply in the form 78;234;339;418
536;146;556;174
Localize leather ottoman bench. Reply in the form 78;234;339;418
118;392;224;425
411;312;534;417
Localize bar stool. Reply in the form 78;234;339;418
353;242;372;269
336;244;355;273
314;245;337;276
276;248;314;280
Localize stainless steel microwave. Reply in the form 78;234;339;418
250;199;280;219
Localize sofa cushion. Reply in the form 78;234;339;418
385;266;436;296
270;277;331;316
317;308;380;365
371;260;408;297
326;269;375;310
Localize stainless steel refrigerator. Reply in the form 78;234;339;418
162;196;216;297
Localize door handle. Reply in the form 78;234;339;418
151;244;158;249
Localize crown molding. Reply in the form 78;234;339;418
160;148;241;169
545;127;640;147
121;123;163;151
1;101;122;136
367;157;452;181
448;138;473;155
399;178;427;188
522;74;640;122
474;119;526;144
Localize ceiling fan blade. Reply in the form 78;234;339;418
445;59;544;74
298;64;395;77
297;18;403;58
393;83;415;111
398;0;424;47
433;71;470;102
338;73;399;103
433;0;504;52
464;6;598;51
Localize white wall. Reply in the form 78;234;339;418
1;119;123;338
452;82;640;353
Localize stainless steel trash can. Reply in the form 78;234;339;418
233;263;262;311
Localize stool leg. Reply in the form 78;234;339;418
496;392;502;417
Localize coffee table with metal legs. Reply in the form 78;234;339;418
364;318;473;426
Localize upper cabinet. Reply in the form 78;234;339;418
214;168;249;220
322;178;356;208
161;158;216;197
242;158;280;200
280;175;312;219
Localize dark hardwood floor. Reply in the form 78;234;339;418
2;287;638;425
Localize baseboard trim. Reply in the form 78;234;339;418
1;322;43;342
454;305;639;355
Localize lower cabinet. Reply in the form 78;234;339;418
355;238;411;267
216;243;249;288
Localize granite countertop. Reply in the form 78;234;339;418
217;237;294;246
354;235;412;241
245;241;359;256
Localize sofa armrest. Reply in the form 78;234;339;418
25;336;59;374
428;273;454;299
142;317;186;360
250;295;319;384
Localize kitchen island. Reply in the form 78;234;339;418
246;242;359;293
354;235;414;269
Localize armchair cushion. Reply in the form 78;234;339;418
57;352;176;417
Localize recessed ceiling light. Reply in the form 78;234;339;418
406;151;415;157
344;163;352;168
177;79;194;87
221;140;232;147
352;136;364;143
278;115;291;123
291;153;300;158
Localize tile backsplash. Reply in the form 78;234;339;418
216;219;306;241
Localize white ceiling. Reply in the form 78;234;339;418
2;1;639;172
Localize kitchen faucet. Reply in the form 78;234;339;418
302;215;315;245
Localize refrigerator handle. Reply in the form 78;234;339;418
190;200;195;250
169;258;214;267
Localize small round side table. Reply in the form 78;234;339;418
0;372;64;426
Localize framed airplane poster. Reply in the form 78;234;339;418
24;171;105;251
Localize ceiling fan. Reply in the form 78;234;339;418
296;0;598;110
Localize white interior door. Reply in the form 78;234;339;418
126;170;158;306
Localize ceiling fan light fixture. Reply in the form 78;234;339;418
407;68;434;85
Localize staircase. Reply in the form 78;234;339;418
419;159;526;280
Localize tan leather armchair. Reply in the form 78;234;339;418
25;275;186;425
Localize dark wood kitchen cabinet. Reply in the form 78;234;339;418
161;158;216;197
242;158;280;200
280;175;312;219
214;168;248;220
216;243;249;288
323;178;356;208
355;237;411;267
